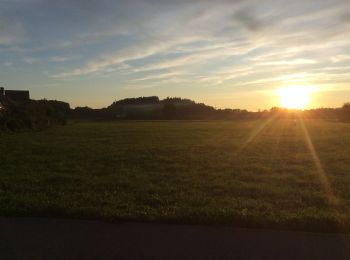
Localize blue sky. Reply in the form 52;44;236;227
1;0;350;110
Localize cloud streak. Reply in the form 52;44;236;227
1;0;350;109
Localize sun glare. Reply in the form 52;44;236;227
278;85;312;109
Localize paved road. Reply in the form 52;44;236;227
1;218;350;259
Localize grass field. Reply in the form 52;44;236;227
1;119;350;232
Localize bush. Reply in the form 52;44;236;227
0;100;70;131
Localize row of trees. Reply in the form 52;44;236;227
0;100;70;131
72;96;350;121
275;103;350;121
1;96;349;131
72;96;254;120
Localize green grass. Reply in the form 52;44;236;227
1;119;350;232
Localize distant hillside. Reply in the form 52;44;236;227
72;96;252;120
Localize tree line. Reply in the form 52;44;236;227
71;96;253;120
1;96;349;131
71;96;350;122
0;99;69;131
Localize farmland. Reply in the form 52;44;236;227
0;119;350;232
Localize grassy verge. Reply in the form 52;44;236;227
1;119;350;232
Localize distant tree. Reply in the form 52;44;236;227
343;103;350;111
0;99;70;131
109;96;160;107
340;103;350;122
162;97;194;105
270;107;281;114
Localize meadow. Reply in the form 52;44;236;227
0;119;350;232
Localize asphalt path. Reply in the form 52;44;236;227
1;218;350;259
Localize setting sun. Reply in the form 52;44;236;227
278;86;312;109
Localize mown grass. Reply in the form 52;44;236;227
1;119;350;232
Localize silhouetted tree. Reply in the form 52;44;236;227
340;103;350;122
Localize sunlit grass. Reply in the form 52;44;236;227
0;119;350;232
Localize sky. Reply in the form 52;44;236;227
1;0;350;110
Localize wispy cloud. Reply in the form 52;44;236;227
53;35;203;78
22;57;36;64
133;71;184;82
2;0;350;109
50;55;79;62
0;18;24;45
331;55;350;63
2;62;13;67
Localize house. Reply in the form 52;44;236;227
0;87;30;106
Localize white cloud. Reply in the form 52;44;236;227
0;19;24;45
22;57;36;64
257;59;317;66
2;62;13;67
331;55;350;63
53;35;203;78
50;55;79;62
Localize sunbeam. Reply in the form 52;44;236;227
299;118;338;206
235;113;278;155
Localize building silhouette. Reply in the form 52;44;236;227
0;87;30;107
